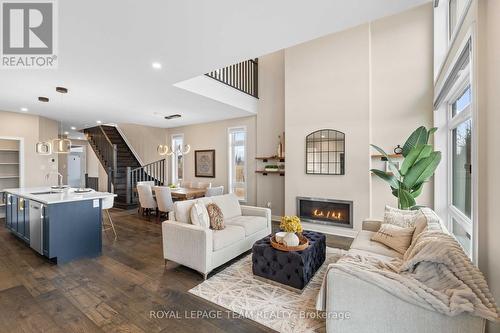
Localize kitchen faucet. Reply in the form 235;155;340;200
45;171;64;187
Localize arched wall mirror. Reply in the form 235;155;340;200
305;129;345;175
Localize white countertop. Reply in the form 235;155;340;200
4;187;117;205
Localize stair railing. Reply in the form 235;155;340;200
127;159;166;204
84;126;118;192
205;58;258;98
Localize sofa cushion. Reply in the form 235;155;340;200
190;200;210;228
350;230;403;259
384;205;420;228
212;225;245;251
173;200;195;224
212;193;242;219
411;210;428;244
225;216;267;236
371;224;415;255
348;248;396;263
207;203;225;230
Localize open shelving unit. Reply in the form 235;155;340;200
0;139;22;218
255;156;285;176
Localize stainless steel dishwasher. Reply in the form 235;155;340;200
29;201;44;255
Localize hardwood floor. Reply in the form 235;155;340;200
0;210;352;333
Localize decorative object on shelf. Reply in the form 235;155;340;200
394;144;403;154
195;149;216;178
277;135;284;158
36;142;52;155
370;126;441;210
157;143;191;156
279;215;303;247
264;165;279;172
305;129;345;175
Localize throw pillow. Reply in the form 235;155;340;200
190;200;210;228
384;205;420;228
371;223;415;254
207;203;225;230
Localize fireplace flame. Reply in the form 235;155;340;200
312;209;343;220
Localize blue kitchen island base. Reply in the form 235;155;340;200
4;188;112;264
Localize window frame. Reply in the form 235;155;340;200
227;126;247;203
441;34;477;261
171;133;184;185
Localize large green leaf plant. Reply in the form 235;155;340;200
371;126;441;210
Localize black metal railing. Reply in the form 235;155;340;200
206;58;258;98
127;159;166;204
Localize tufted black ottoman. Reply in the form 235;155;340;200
252;230;326;290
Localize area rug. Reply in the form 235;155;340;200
189;247;345;333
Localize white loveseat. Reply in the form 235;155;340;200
161;193;271;278
325;211;486;333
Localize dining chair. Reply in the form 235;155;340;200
153;186;174;222
194;181;212;189
101;195;117;240
180;180;192;188
137;184;157;217
205;186;224;197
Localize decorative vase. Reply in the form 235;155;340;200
394;145;403;154
282;232;299;247
275;231;287;243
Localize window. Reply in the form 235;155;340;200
228;127;247;202
171;134;184;184
448;83;473;257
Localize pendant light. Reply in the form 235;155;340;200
157;144;191;156
51;87;72;154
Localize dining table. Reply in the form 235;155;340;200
168;187;207;201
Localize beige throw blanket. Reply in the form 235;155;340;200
316;230;499;322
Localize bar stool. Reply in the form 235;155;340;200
102;195;117;240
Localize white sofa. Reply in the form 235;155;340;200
325;213;486;333
161;193;271;279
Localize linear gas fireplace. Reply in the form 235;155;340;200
297;197;353;228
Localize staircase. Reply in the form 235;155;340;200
84;125;165;209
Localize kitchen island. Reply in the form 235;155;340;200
3;187;115;264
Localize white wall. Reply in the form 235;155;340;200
370;3;434;217
256;51;285;218
167;116;257;205
117;123;168;165
284;4;434;234
478;0;500;331
0;111;59;187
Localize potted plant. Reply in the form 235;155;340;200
370;126;441;210
265;165;279;172
279;216;303;246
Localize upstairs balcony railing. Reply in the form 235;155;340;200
206;58;258;98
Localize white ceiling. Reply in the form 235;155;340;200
0;0;429;138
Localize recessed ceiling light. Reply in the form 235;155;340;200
70;126;76;130
77;137;82;140
38;96;49;102
96;120;102;124
152;62;162;70
164;114;181;120
64;131;69;135
20;107;28;112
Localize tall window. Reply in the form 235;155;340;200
449;84;473;255
171;134;184;184
228;127;247;202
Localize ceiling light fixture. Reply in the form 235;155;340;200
38;96;49;102
96;120;102;124
157;144;191;156
70;126;76;130
20;107;28;112
152;62;162;70
56;86;68;93
64;131;69;135
164;114;181;120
